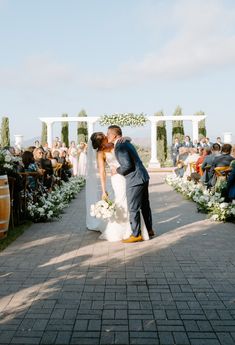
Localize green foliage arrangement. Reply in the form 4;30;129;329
41;122;47;146
1;117;10;147
61;113;69;147
77;109;88;143
172;106;184;142
155;111;167;165
99;113;147;127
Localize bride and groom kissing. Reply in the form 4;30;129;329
86;125;155;243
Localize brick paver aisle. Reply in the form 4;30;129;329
0;173;235;345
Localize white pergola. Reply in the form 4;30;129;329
39;115;206;168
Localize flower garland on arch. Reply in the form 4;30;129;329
99;113;147;127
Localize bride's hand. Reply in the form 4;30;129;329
102;191;108;200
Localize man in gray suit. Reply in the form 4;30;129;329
107;125;154;243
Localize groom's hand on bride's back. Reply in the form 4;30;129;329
111;167;117;175
117;136;131;144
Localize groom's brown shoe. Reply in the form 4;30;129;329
148;229;155;238
122;235;143;243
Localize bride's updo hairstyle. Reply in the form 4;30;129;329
90;132;105;151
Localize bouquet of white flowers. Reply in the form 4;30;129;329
90;199;116;220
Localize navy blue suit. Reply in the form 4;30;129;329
227;166;235;200
115;141;152;237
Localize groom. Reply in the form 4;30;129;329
107;125;154;243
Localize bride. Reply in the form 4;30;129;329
86;132;149;242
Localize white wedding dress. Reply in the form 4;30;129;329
86;146;149;242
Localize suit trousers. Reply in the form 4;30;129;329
126;181;152;237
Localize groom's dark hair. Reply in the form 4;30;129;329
108;125;122;136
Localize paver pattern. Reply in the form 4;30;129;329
0;173;235;345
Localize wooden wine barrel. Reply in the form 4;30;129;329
0;175;10;239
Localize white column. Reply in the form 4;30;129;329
14;135;24;149
223;132;232;143
46;122;53;148
148;120;160;169
192;120;199;143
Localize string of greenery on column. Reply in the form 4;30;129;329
41;122;47;146
77;109;88;143
156;111;167;166
61;114;69;147
195;110;206;138
172;105;185;142
1;117;10;147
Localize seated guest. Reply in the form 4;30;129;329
34;148;53;190
189;148;210;183
211;144;234;168
208;144;234;187
21;151;40;190
174;147;189;178
226;160;235;201
201;143;221;184
183;148;199;178
58;150;71;181
196;147;211;175
205;137;213;148
232;144;235;158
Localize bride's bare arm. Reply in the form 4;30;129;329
97;151;108;199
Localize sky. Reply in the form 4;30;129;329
0;0;235;144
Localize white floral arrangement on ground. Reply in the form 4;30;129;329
166;174;235;222
27;177;85;222
0;149;21;175
99;113;147;127
90;199;116;220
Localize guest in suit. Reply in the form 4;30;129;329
171;138;181;166
201;143;221;184
208;144;234;187
226;161;235;201
182;135;193;148
216;137;223;148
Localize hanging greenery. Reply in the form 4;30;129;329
61;113;69;147
172;106;185;142
41;122;47;146
1;117;10;147
156;111;167;165
77;109;88;143
99;113;147;127
195;110;206;138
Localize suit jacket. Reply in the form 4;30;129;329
182;141;193;148
212;154;234;168
115;141;149;187
227;166;235;200
201;153;220;171
171;143;181;157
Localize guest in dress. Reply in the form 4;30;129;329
77;142;87;177
183;147;199;178
68;141;79;176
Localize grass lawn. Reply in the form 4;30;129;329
0;222;32;252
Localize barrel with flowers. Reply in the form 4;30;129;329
0;150;14;239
